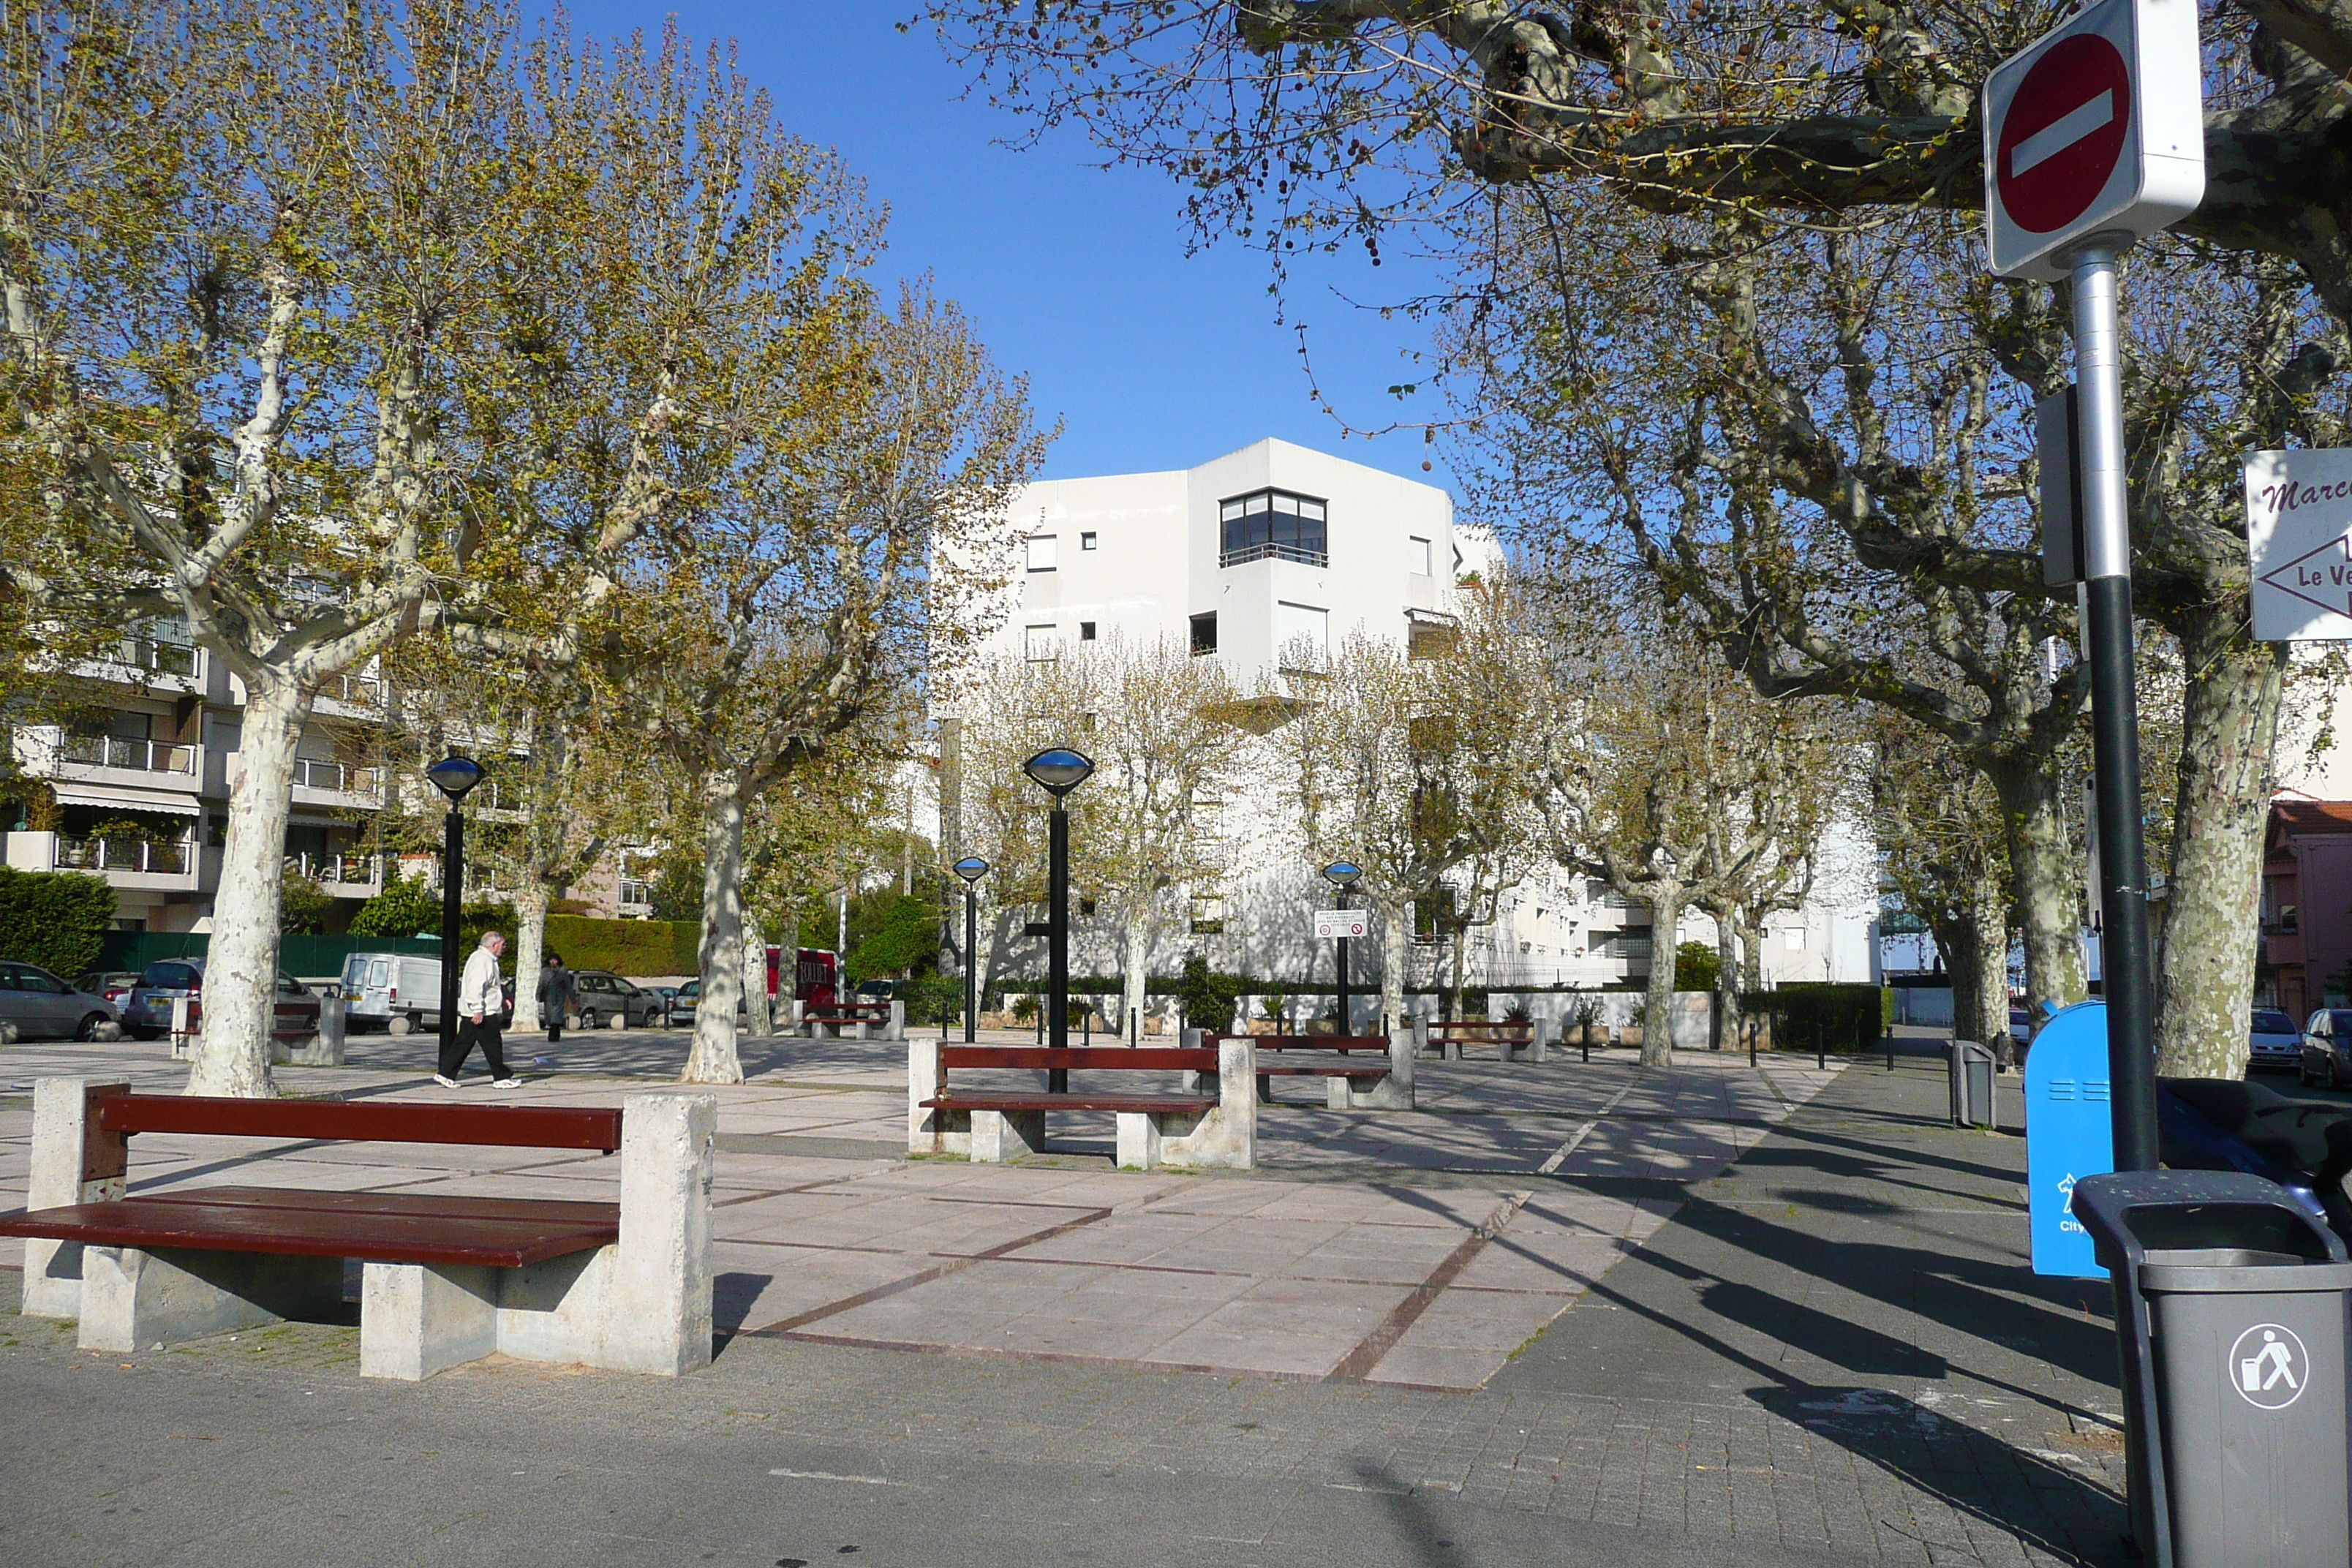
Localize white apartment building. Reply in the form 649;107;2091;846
5;624;390;931
945;438;1878;995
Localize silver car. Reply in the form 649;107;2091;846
0;962;121;1041
2249;1007;2304;1072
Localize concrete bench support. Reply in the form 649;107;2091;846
361;1261;499;1380
906;1040;973;1156
23;1077;129;1319
80;1245;343;1352
1335;1033;1416;1110
971;1107;1045;1162
1156;1032;1254;1170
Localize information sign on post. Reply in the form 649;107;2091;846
1313;910;1368;941
2247;449;2352;641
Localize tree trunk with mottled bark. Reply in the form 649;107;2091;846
742;914;773;1037
186;678;312;1098
510;881;549;1033
684;773;747;1084
1986;758;2087;1016
1120;915;1150;1045
1374;894;1410;1040
2155;618;2288;1079
1640;885;1684;1068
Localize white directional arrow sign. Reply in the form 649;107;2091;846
2249;448;2352;641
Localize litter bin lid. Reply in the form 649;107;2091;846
2141;1248;2352;1293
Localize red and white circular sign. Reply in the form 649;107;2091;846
1995;34;2133;235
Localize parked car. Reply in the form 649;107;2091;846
666;978;748;1028
2249;1007;2304;1073
0;962;121;1041
855;979;901;1003
2300;1009;2352;1089
571;970;664;1030
121;958;321;1041
74;970;144;1009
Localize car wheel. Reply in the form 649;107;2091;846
581;1009;599;1030
127;1025;163;1041
75;1012;110;1041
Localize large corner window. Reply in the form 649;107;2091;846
1219;488;1328;568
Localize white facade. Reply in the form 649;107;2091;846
985;438;1496;682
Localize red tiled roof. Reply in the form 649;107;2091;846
2272;799;2352;835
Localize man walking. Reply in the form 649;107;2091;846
436;930;519;1088
538;951;576;1041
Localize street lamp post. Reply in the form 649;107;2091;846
953;856;990;1044
1323;862;1362;1038
425;755;486;1066
1023;748;1094;1093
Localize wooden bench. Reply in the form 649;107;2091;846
1212;1033;1414;1111
906;1033;1255;1169
1416;1018;1547;1063
1;1077;715;1381
802;1000;903;1041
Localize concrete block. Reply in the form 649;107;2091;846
361;1261;499;1380
886;1000;906;1041
1160;1034;1254;1170
971;1107;1045;1162
494;1245;614;1365
1413;1018;1431;1058
907;1040;972;1156
606;1093;716;1374
23;1077;129;1319
1115;1111;1161;1170
1529;1025;1550;1064
78;1245;342;1352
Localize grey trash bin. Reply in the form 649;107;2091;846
1948;1039;1995;1128
2072;1170;2352;1568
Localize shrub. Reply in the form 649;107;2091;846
904;972;962;1026
542;914;698;976
1739;984;1891;1052
350;873;441;938
1011;992;1039;1022
1673;940;1719;992
0;867;113;976
1170;955;1241;1031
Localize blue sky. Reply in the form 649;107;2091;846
543;4;1460;495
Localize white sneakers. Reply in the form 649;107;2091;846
491;1077;521;1089
433;1074;461;1088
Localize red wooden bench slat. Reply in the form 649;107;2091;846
1428;1023;1533;1035
939;1047;1213;1071
136;1184;621;1226
0;1193;619;1267
1209;1033;1389;1052
99;1095;624;1153
923;1092;1217;1115
1256;1066;1391;1077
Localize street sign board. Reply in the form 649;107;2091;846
1983;0;2204;280
2038;388;2084;586
1313;909;1368;941
2025;999;2116;1278
2248;448;2352;641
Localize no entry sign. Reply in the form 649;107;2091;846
1983;0;2204;279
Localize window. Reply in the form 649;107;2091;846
1277;602;1327;664
1784;927;1806;951
1409;535;1433;576
1080;531;1098;551
1079;621;1097;641
1218;488;1328;568
1025;624;1058;662
1189;611;1218;656
1409;617;1458;660
1026;535;1058;572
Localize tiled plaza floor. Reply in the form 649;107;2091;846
0;1030;1836;1390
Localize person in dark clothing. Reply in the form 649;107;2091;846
538;953;576;1041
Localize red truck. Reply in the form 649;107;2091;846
764;946;840;1010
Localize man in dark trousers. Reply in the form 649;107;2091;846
436;930;517;1088
538;951;576;1041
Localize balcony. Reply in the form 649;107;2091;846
287;851;385;899
9;829;203;892
290;756;382;808
314;670;383;717
618;878;654;916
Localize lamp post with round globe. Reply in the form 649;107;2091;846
425;755;486;1063
1322;861;1362;1036
952;856;990;1043
1022;748;1093;1090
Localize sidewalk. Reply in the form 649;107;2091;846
0;1040;2124;1566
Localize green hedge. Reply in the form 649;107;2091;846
0;868;115;977
1740;984;1893;1052
540;915;698;976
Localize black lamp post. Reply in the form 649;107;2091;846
1323;861;1362;1038
426;755;485;1062
1023;747;1093;1090
953;856;990;1044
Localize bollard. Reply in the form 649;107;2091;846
1816;1022;1825;1072
1084;1008;1092;1046
1131;1006;1139;1044
1034;1003;1043;1047
1747;1017;1757;1068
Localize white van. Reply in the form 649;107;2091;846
339;951;444;1034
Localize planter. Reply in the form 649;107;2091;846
1619;1025;1644;1047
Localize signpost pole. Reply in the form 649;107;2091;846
2070;242;2160;1175
1334;891;1350;1040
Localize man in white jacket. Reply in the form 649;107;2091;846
437;930;519;1088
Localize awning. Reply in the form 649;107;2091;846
49;783;203;816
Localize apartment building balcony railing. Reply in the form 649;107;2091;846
316;671;383;710
1595;934;1653;960
60;734;198;777
287;851;384;892
1217;540;1329;570
291;758;380;796
57;834;193;875
618;878;654;910
116;636;200;679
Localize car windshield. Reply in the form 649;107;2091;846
2254;1010;2296;1033
140;961;200;988
2334;1011;2352;1036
